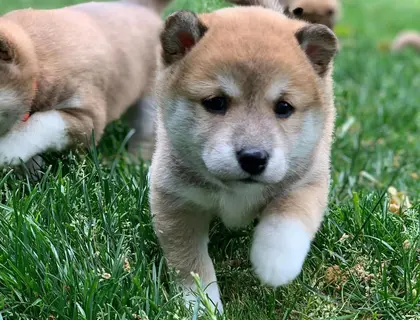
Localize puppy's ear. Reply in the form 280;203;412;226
160;10;207;65
0;37;14;63
296;24;338;76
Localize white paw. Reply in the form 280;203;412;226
0;131;28;166
184;281;223;314
0;111;68;166
250;216;311;287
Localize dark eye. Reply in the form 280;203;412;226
274;100;295;118
201;96;229;115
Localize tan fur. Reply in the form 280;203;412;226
123;0;170;14
0;1;169;165
286;0;340;28
391;31;420;52
229;0;340;28
227;0;285;13
151;3;338;311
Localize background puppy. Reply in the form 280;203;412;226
391;31;420;53
150;0;338;312
285;0;340;29
230;0;341;29
0;0;169;168
123;0;170;13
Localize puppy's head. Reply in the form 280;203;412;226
286;0;341;29
157;7;337;186
0;19;37;136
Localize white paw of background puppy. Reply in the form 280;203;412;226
0;111;68;167
250;216;311;287
0;130;24;166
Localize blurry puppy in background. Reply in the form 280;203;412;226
0;0;170;169
285;0;340;29
230;0;341;29
391;31;420;53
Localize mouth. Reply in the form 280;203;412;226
219;177;261;186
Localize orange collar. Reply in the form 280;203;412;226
22;112;31;122
22;79;38;123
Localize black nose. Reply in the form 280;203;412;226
236;148;269;175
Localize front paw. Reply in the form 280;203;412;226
250;216;311;287
0;152;21;167
0;154;26;167
0;135;28;166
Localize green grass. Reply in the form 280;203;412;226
1;0;419;319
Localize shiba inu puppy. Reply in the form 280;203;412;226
150;0;338;312
0;0;169;168
391;31;420;53
230;0;340;29
285;0;340;29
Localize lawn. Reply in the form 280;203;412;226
0;0;419;319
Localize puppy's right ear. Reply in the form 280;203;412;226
160;10;207;65
296;24;338;76
0;37;14;63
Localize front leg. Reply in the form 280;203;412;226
250;179;329;287
151;189;223;313
124;96;156;162
0;107;104;167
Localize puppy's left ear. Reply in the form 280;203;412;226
296;24;338;76
160;10;207;66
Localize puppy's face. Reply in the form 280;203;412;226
0;29;35;136
288;0;340;29
158;7;337;186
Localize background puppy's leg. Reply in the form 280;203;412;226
152;191;222;312
125;97;156;162
0;106;105;167
23;155;45;180
250;179;329;287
